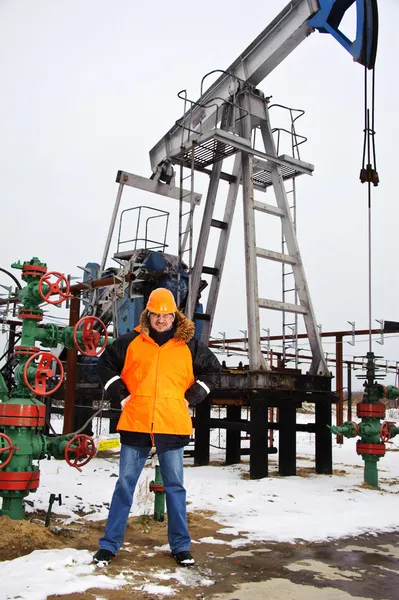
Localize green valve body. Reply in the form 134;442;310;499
149;464;165;522
0;258;94;519
329;352;398;488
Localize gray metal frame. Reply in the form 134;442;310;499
100;170;202;273
149;0;320;168
159;89;328;376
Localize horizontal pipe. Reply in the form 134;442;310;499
209;327;399;344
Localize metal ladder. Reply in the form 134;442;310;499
176;92;200;315
178;157;195;314
270;104;307;369
254;96;328;375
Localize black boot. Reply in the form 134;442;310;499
93;549;115;565
172;550;195;566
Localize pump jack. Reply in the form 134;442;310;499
91;1;380;479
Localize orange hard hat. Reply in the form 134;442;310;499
146;288;177;314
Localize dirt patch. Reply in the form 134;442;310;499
0;514;67;560
2;513;399;600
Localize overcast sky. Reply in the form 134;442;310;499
0;0;398;384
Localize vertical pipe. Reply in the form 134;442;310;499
7;323;16;363
63;295;80;434
335;334;344;445
347;362;352;421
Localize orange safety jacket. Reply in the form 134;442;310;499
117;326;194;436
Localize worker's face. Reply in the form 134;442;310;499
149;312;175;333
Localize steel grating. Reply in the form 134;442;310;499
176;138;239;169
253;164;302;188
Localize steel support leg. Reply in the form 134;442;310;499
240;94;268;371
226;405;242;465
249;397;269;479
278;402;297;476
189;162;223;320
194;402;210;466
315;398;333;474
201;153;242;343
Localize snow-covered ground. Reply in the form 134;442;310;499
1;410;399;599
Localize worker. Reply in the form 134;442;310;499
93;287;221;567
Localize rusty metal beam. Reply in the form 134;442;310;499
335;334;344;444
209;327;399;345
62;295;81;434
214;344;398;372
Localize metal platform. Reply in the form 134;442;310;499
171;129;314;186
253;154;310;189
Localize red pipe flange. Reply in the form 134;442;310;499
22;264;47;279
356;403;386;419
356;441;386;456
18;309;43;321
149;484;165;492
348;421;360;436
0;404;46;427
14;346;39;356
0;471;40;490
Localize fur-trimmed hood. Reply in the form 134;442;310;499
139;309;195;343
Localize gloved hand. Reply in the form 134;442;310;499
121;395;131;409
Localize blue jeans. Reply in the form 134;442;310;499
99;444;190;555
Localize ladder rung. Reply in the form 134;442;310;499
253;201;284;217
211;219;228;230
202;266;219;276
283;287;296;293
282;271;294;277
258;298;307;315
193;312;211;321
256;248;296;265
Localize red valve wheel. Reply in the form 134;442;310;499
380;421;395;443
0;433;17;469
64;435;96;472
73;316;108;357
38;271;70;305
23;351;64;396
